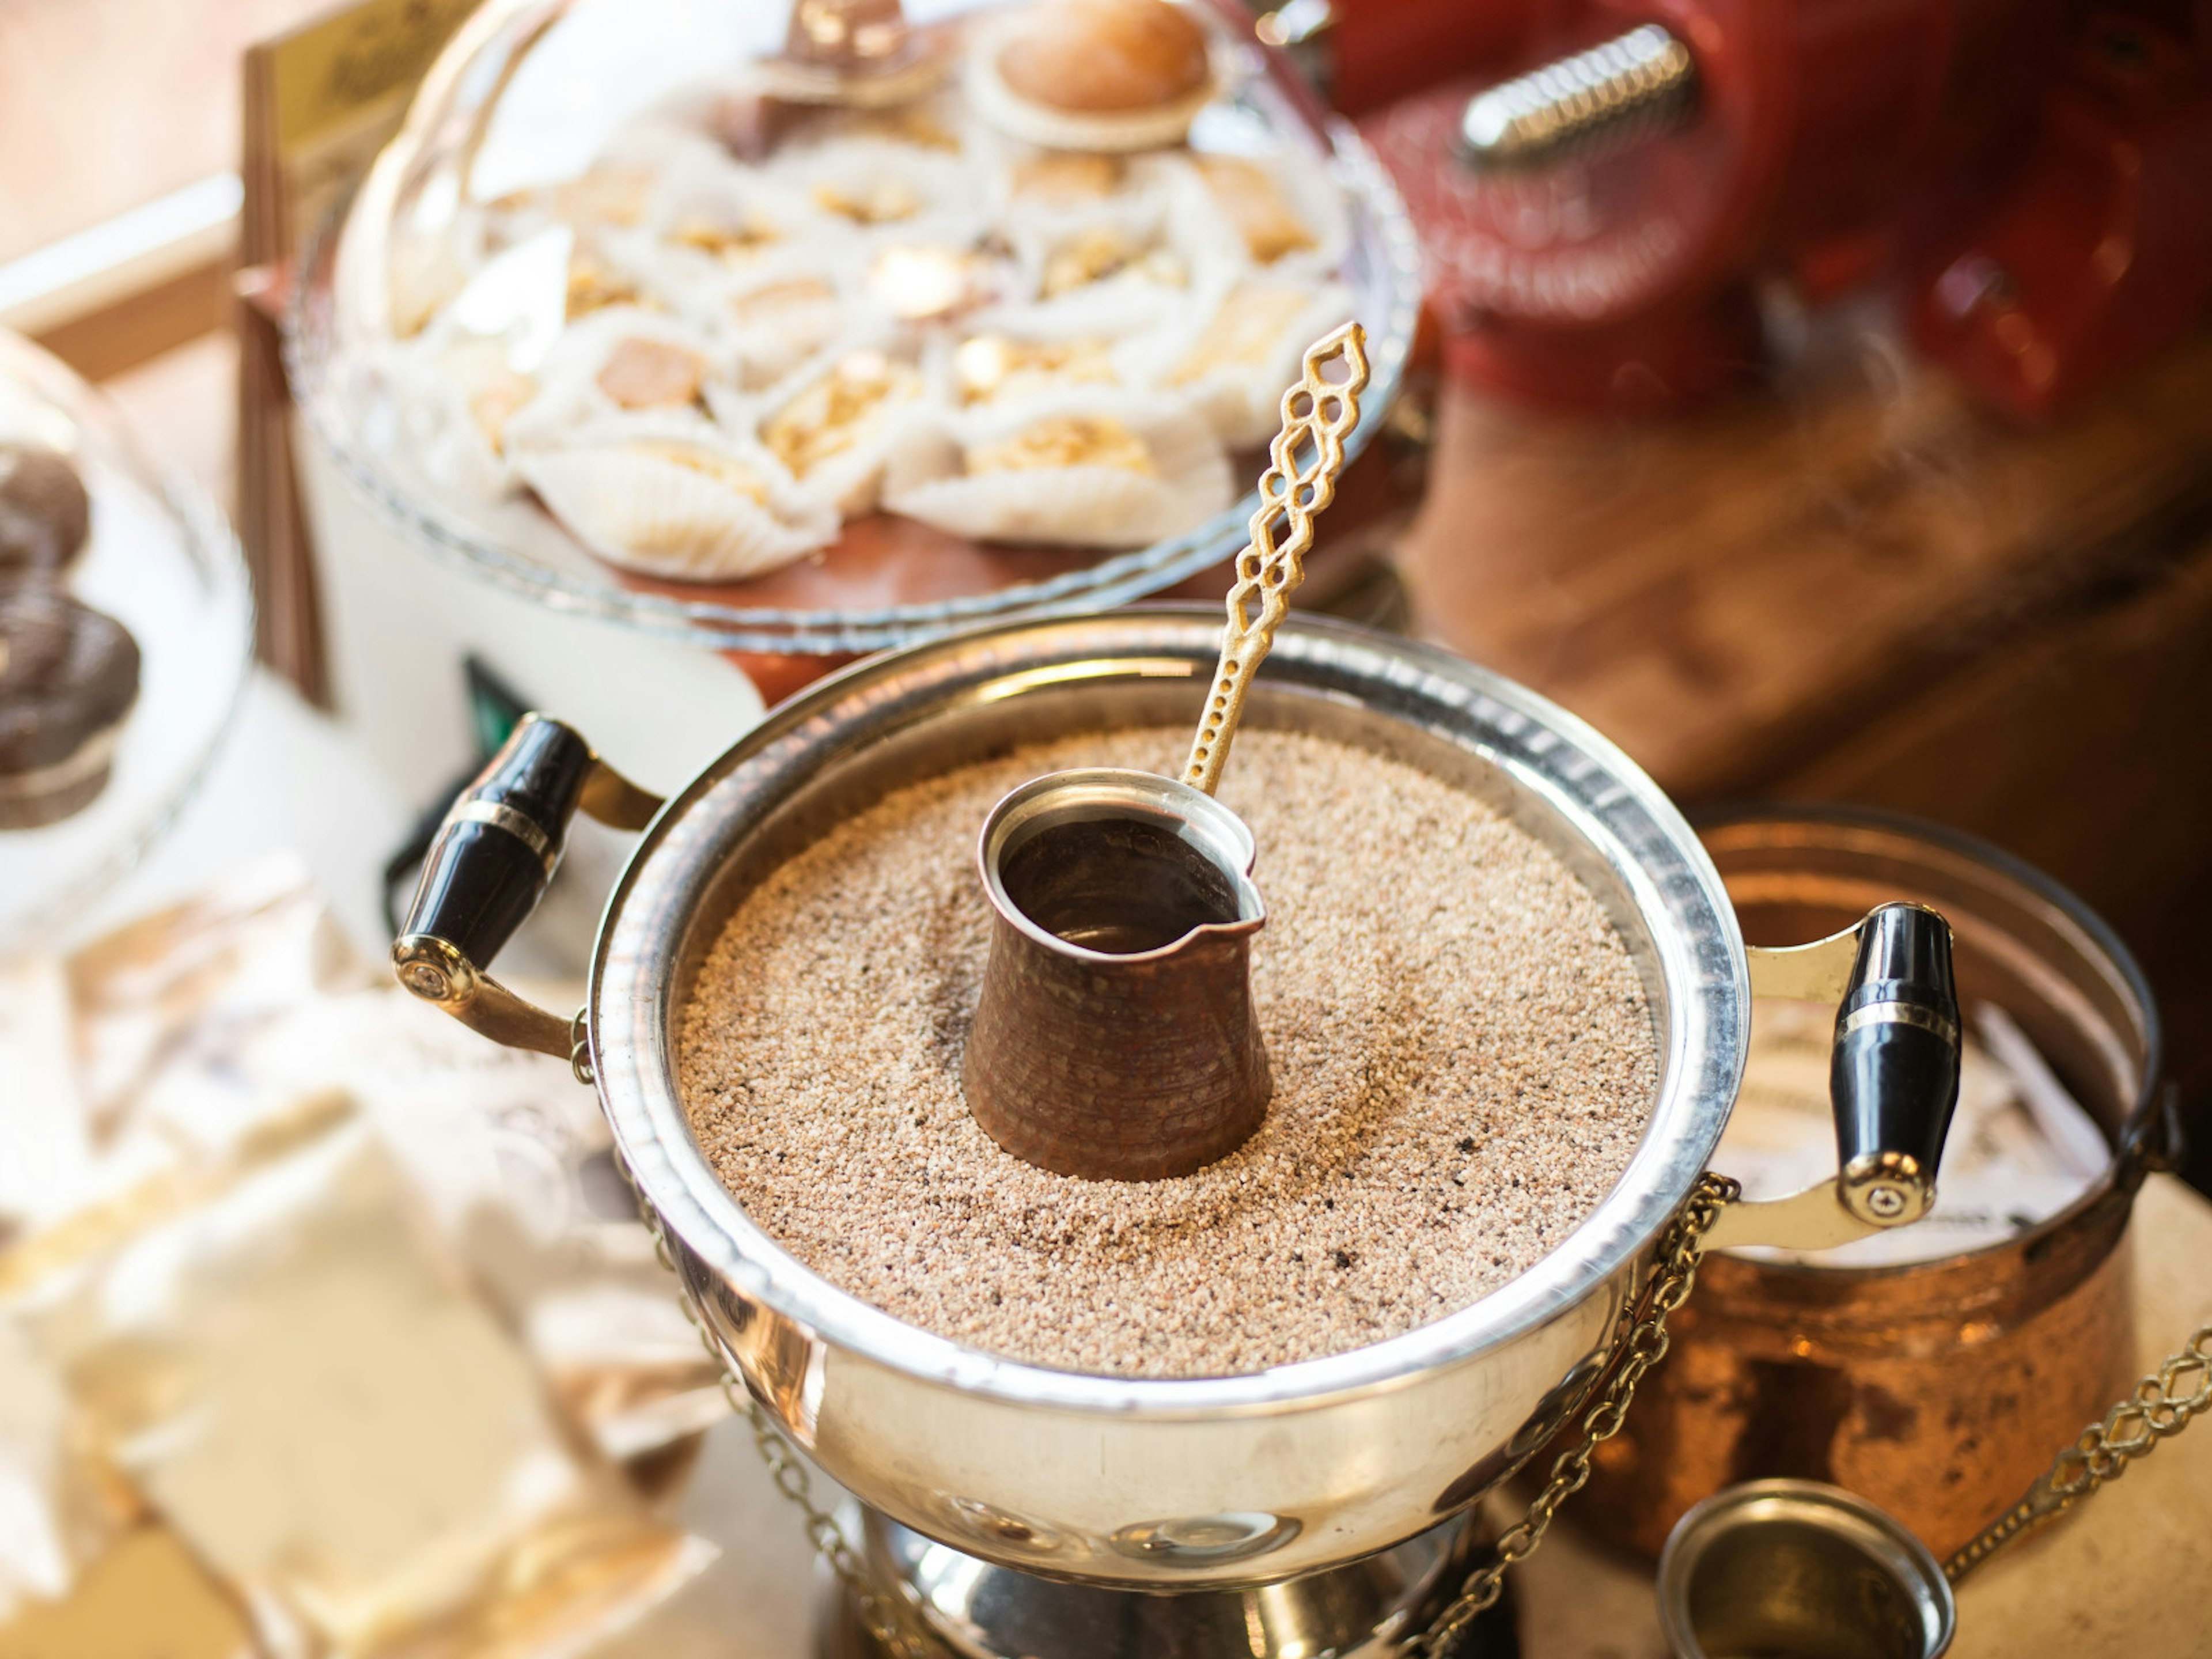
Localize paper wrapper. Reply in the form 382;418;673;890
1;856;722;1464
18;1120;713;1659
229;984;727;1468
0;856;726;1653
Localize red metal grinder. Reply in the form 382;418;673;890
1909;7;2212;419
1330;0;2212;414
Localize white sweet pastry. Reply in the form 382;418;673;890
639;135;819;274
985;140;1179;225
1153;277;1354;446
502;306;731;452
381;234;581;497
1006;149;1128;208
515;430;836;581
1180;150;1346;274
771;130;987;243
862;241;1017;324
1039;222;1179;300
593;334;710;410
990;153;1243;336
720;267;850;387
917;283;1167;410
884;392;1229;546
939;329;1123;406
497;310;844;580
558;226;665;324
488;131;752;324
1001;218;1194;338
382;337;527;499
754;344;927;516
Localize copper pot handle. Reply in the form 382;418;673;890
391;713;661;1062
1706;903;1963;1252
2119;1080;2188;1186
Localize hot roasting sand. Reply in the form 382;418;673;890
679;727;1658;1377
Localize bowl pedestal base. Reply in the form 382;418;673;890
814;1505;1520;1659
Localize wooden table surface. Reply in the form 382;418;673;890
1394;326;2212;803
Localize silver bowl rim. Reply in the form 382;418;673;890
589;606;1750;1414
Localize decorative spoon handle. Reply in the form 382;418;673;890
1183;320;1370;796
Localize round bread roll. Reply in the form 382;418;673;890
997;0;1208;115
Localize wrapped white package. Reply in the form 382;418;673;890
18;1120;714;1659
3;856;721;1484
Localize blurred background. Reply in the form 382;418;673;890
0;1;2208;1655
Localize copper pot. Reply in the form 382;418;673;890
1581;807;2180;1560
964;769;1272;1181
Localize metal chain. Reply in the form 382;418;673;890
1945;1320;2212;1582
612;1151;930;1659
612;1109;1735;1659
1402;1171;1740;1659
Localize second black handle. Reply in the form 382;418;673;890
1829;902;1963;1225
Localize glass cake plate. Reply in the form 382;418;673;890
289;0;1421;657
0;331;255;954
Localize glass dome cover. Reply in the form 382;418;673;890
0;331;253;952
291;0;1421;655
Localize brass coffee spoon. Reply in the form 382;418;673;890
1179;320;1372;794
961;321;1371;1180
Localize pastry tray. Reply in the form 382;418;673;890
287;0;1422;658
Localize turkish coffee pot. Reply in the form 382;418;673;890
391;331;1971;1659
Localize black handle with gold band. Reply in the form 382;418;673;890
403;715;593;968
392;714;662;1062
1711;903;1964;1253
1830;902;1962;1226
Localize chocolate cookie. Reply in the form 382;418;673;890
0;442;91;575
0;587;139;828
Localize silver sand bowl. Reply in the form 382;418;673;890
392;608;1964;1656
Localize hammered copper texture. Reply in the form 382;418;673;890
964;919;1269;1181
1581;1195;2136;1559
